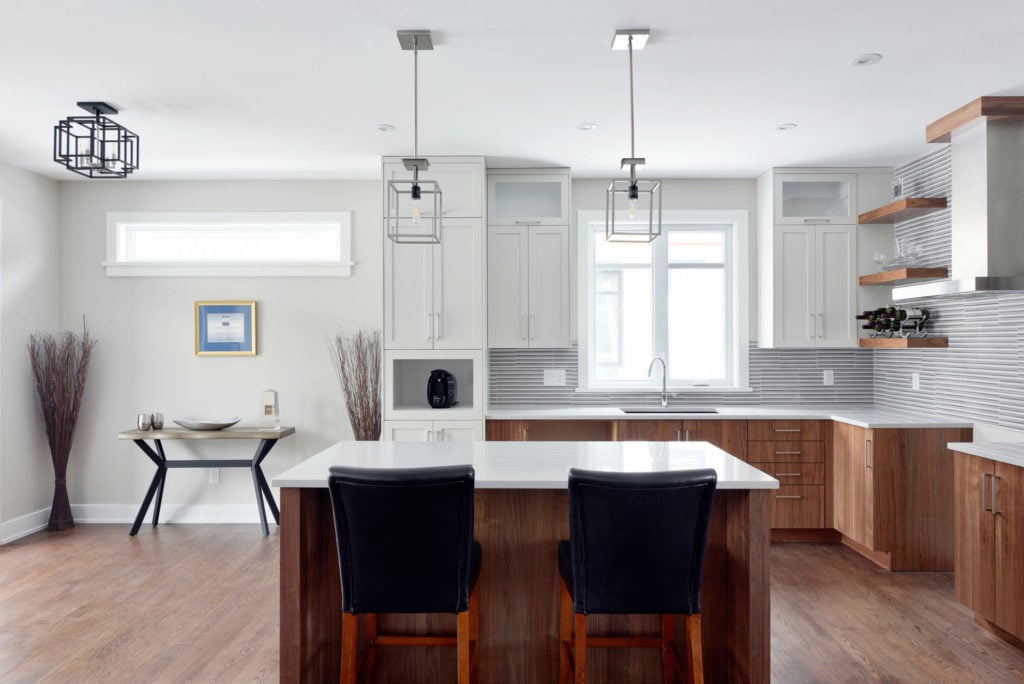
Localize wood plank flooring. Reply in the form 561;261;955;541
1;526;1023;682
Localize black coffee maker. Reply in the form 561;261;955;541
427;369;457;408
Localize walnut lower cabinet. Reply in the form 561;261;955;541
953;451;1024;643
612;419;748;458
748;420;828;530
833;423;973;571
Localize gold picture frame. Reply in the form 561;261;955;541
195;301;257;356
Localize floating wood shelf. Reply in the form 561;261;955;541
859;267;949;286
926;96;1024;143
858;197;948;224
859;337;948;349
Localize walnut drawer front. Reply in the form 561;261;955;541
748;420;823;441
770;485;825;528
746;441;823;463
748;462;824;485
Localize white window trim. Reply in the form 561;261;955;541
104;211;354;277
577;209;750;393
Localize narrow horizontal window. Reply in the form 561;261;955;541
105;211;353;277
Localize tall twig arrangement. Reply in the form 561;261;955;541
329;330;381;441
27;325;96;531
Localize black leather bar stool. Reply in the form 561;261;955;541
327;465;481;684
558;468;717;684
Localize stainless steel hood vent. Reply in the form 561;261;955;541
892;97;1024;301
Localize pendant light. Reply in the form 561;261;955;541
53;101;139;178
386;30;442;244
606;29;661;242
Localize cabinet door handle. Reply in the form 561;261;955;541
818;312;824;339
864;439;872;469
425;313;433;339
676;429;682;441
982;473;991;512
427;430;434;441
775;472;802;477
521;315;528;340
522;427;528;441
775;428;801;433
435;312;443;340
684;429;691;441
776;495;802;499
514;219;541;225
809;314;815;339
774;451;802;455
529;314;536;339
992;474;1000;515
803;218;831;224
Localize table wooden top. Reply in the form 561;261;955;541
117;426;295;440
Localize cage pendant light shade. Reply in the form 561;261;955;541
606;30;661;242
53;102;139;178
387;31;442;244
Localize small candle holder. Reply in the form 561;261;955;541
137;413;152;431
151;413;164;430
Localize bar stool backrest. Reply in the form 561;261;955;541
567;467;717;615
327;464;476;614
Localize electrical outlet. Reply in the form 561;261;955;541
543;369;567;386
823;369;834;386
209;468;220;484
912;372;920;390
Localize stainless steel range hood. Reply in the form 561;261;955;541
892;97;1024;301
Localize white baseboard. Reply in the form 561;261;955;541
1;503;267;544
0;508;49;544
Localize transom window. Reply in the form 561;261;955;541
105;211;352;277
579;210;749;390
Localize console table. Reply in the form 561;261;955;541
117;426;295;536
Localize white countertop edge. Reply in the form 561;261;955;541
948;442;1024;469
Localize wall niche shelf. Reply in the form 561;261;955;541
858;198;948;224
859;337;948;349
859;267;949;286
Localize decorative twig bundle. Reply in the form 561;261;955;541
329;331;381;441
28;325;96;531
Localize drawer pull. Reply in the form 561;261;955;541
776;495;802;500
774;428;801;433
774;451;802;455
775;472;802;477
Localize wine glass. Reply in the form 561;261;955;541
873;251;887;272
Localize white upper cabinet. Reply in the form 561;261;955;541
383;158;484;218
487;170;570;225
774;173;858;224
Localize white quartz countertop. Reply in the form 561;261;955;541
948;442;1024;469
271;440;779;490
485;405;973;429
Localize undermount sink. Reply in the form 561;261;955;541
619;407;719;414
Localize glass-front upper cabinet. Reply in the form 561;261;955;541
773;173;858;224
487;170;570;225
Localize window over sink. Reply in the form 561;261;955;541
578;209;749;391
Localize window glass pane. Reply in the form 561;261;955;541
594;234;652;266
668;268;727;381
122;225;342;262
668;230;725;264
595;267;653;381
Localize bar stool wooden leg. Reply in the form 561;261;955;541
559;579;573;684
683;614;704;684
363;614;378;684
574;613;587;684
457;609;471;684
468;583;480;684
661;614;676;684
341;612;358;684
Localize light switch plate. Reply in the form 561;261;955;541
543;369;567;386
209;468;220;484
912;372;920;390
823;370;834;386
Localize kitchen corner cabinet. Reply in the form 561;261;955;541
383;420;483;442
764;224;858;348
954;451;1024;642
833;423;973;571
487;225;570;348
384;217;484;350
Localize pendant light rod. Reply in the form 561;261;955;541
413;35;419;160
628;34;635;161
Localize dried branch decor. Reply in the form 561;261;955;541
329;331;381;441
28;325;96;531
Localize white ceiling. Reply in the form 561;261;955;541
2;0;1023;181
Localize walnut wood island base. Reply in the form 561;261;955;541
273;441;777;683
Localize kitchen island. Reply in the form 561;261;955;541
272;440;778;683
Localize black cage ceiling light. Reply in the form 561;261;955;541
606;29;662;243
53;101;139;179
386;30;442;244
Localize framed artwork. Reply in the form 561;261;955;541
195;301;257;356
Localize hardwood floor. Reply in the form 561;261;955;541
1;526;1023;682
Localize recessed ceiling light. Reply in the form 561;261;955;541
578;123;598;131
375;123;397;133
850;53;883;67
776;123;798;131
